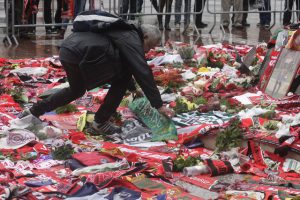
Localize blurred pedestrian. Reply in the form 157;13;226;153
221;0;243;28
194;0;207;28
74;0;86;17
44;0;63;34
120;0;137;20
59;0;74;39
257;0;271;28
283;0;300;26
174;0;191;30
157;0;173;30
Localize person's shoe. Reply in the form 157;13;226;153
198;22;208;28
165;24;171;31
256;22;262;27
233;22;243;28
46;29;52;34
242;22;250;27
222;22;229;28
264;24;270;28
290;23;300;30
92;121;122;135
175;24;180;30
183;23;193;30
159;23;164;30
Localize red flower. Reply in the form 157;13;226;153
228;98;240;106
225;83;238;90
169;101;176;108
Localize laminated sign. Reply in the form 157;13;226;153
129;97;178;141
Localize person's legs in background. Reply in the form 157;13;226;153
128;0;137;20
157;0;166;30
89;0;95;10
54;0;63;32
259;0;271;28
221;0;231;27
59;0;73;39
233;0;243;27
174;0;183;29
150;0;159;11
242;0;250;26
137;0;144;13
44;0;53;34
164;0;173;30
121;0;130;20
283;0;294;26
296;0;300;22
27;0;40;34
74;0;86;17
183;0;191;28
194;0;207;28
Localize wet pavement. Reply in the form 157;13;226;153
0;0;290;58
0;25;276;59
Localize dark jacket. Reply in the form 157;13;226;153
59;11;163;109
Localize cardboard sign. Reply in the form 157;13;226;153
264;48;300;98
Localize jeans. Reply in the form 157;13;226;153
74;0;87;17
30;61;133;124
174;0;191;25
259;0;271;25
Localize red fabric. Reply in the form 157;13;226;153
258;49;281;91
180;175;217;190
33;143;50;154
72;152;116;166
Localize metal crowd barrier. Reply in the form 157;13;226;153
2;0;13;46
3;0;300;46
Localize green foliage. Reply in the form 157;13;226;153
192;96;208;105
209;79;221;92
8;87;28;103
173;98;190;114
52;144;74;160
55;104;79;114
215;119;243;152
258;110;276;119
178;46;195;60
172;62;184;68
263;120;279;131
173;155;202;172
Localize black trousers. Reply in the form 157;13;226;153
283;0;300;25
121;0;137;20
157;0;173;26
30;61;132;124
194;0;206;26
44;0;62;30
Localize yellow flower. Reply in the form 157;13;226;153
198;67;210;72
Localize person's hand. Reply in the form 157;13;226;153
158;105;175;118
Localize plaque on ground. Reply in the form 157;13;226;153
264;48;300;98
